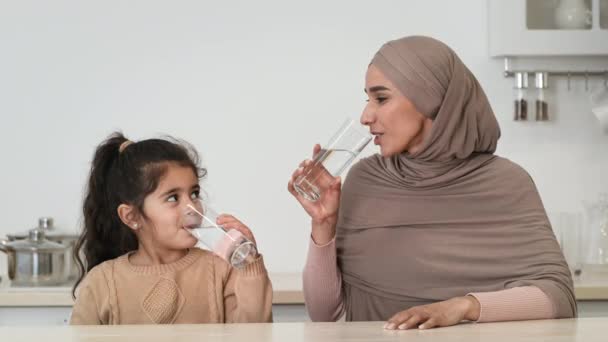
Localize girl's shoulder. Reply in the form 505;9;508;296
189;248;259;282
81;249;230;283
83;255;123;282
190;248;231;276
74;257;121;299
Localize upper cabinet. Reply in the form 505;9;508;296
488;0;608;56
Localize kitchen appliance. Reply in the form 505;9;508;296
6;218;79;281
0;228;69;286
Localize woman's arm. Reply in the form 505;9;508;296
303;236;345;321
468;286;554;322
384;286;555;330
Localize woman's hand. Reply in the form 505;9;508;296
287;144;342;245
216;214;256;246
384;296;480;330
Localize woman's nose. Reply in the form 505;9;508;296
360;103;374;126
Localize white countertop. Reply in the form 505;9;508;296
0;273;303;307
573;269;608;300
0;318;607;341
2;270;608;307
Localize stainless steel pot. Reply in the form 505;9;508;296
0;228;69;286
7;217;79;281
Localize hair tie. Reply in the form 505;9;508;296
119;140;134;153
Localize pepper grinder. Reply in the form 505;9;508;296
514;72;528;121
535;72;549;121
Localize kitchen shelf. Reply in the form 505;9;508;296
489;0;608;56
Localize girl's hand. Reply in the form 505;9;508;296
216;214;256;246
287;144;342;245
384;296;481;330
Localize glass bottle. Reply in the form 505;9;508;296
514;72;529;121
535;72;549;121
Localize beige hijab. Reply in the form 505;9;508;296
336;36;576;321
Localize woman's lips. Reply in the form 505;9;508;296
374;134;382;145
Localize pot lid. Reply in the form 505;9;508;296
2;228;68;252
7;217;79;241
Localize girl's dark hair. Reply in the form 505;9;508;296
72;132;206;298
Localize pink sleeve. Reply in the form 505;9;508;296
468;286;555;323
303;237;554;323
302;236;345;321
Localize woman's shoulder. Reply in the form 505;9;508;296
345;153;536;190
344;154;385;181
487;156;533;181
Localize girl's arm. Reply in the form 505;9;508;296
70;267;111;325
223;255;273;323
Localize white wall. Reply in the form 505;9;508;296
1;0;607;275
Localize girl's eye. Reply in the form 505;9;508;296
167;194;178;202
377;97;387;104
191;190;200;200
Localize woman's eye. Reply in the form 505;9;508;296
191;190;200;200
377;97;387;103
167;194;178;202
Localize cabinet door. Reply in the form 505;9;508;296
0;307;72;325
272;304;309;322
488;0;608;56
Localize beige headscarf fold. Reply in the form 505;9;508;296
336;36;576;321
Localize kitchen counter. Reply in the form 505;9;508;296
0;273;304;307
573;270;608;300
2;271;608;307
2;271;608;325
1;318;608;341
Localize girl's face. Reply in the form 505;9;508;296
138;163;201;251
361;64;433;157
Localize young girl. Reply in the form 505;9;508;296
70;132;272;325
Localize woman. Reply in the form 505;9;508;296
288;36;575;330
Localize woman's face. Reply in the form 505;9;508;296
361;64;432;157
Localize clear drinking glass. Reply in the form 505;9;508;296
183;203;257;268
590;86;608;133
549;211;583;276
558;212;583;276
293;118;372;201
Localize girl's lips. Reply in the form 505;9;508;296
183;215;202;229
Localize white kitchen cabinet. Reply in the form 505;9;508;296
0;307;71;325
488;0;608;56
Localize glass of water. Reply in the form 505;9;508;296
183;203;257;268
294;118;372;201
551;212;583;276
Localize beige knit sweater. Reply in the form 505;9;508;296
70;248;273;325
